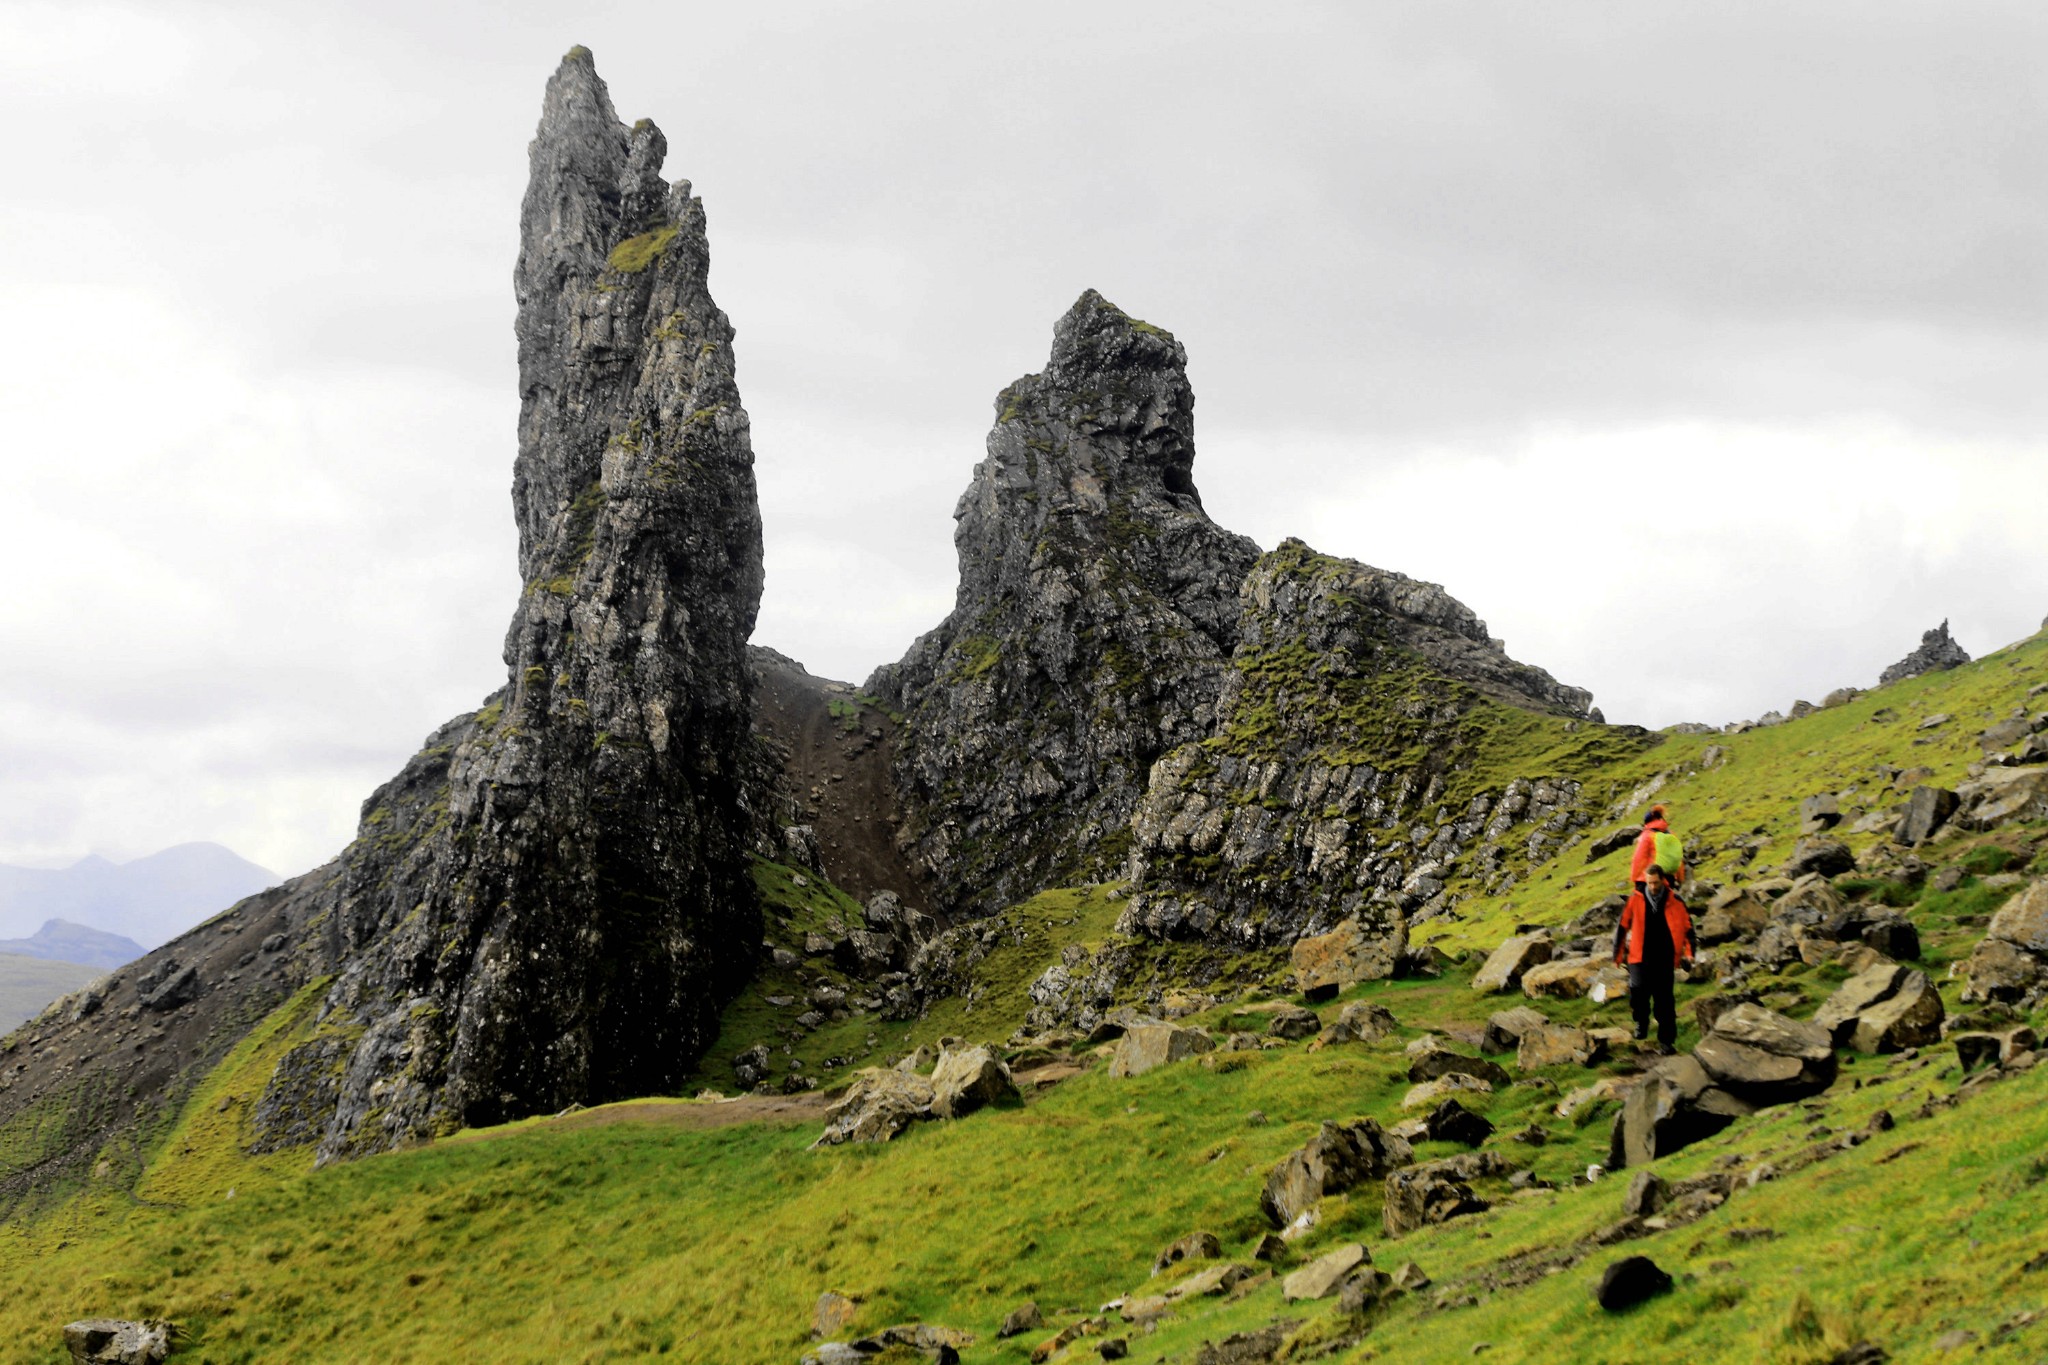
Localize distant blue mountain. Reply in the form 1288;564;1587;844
0;919;145;970
0;843;278;950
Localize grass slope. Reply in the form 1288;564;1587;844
0;632;2042;1364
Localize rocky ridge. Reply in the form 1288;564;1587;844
0;48;769;1181
867;292;1262;918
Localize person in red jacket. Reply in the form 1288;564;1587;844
1628;804;1687;894
1612;862;1694;1047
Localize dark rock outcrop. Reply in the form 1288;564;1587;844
1878;620;1970;687
866;291;1262;918
256;50;767;1161
1;48;771;1194
1121;540;1606;946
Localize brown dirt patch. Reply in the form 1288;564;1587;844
750;648;936;914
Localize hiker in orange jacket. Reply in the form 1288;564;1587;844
1612;862;1694;1047
1628;804;1687;894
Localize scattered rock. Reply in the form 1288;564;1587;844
1621;1170;1666;1218
1800;795;1843;833
929;1044;1018;1119
1322;1000;1399;1046
1879;620;1970;686
1402;1074;1497;1109
1955;768;2048;832
1784;837;1857;878
813;1292;860;1340
1813;965;1945;1053
1471;933;1554;994
1480;1005;1549;1053
1383;1153;1511;1235
812;1069;935;1146
1619;1054;1754;1167
1392;1261;1431;1291
1154;1232;1222;1276
1109;1023;1214;1078
1520;956;1629;1001
1416;1099;1495;1148
1585;827;1639;862
1693;1004;1837;1105
61;1321;176;1365
1594;1256;1673;1311
1192;1322;1297;1365
997;1303;1042;1339
1954;1026;2038;1073
1963;880;2048;1001
1408;1045;1511;1087
1261;1119;1413;1228
1267;1007;1321;1041
1099;1338;1129;1360
1292;918;1406;1000
1517;1023;1605;1071
1281;1243;1370;1301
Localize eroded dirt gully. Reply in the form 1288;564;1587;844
750;647;937;917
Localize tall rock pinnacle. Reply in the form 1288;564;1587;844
264;49;765;1159
869;291;1261;916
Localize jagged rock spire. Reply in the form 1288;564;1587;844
869;291;1262;917
260;49;765;1159
1879;619;1971;687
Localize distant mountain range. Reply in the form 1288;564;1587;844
0;843;278;950
0;919;145;970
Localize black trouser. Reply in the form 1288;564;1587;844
1628;960;1677;1046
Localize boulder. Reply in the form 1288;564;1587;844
1192;1325;1296;1365
1879;620;1971;686
1407;1046;1511;1087
1383;1154;1510;1235
835;929;900;976
1586;827;1639;862
1817;906;1920;961
1481;1005;1549;1053
813;1070;936;1146
1954;1026;2038;1073
1784;838;1856;878
1813;965;1944;1053
1800;795;1843;833
1618;1054;1754;1167
1402;1075;1495;1109
1961;937;2044;1004
1416;1099;1494;1148
813;1291;860;1340
1693;1004;1836;1104
1281;1243;1370;1301
1896;785;1960;846
1470;933;1553;993
1323;1000;1399;1046
930;1045;1018;1120
1956;767;2048;831
1110;1024;1214;1078
1517;1023;1605;1072
1259;1119;1413;1229
1987;880;2048;954
137;962;201;1013
1594;1256;1673;1311
1521;956;1629;1001
1622;1170;1668;1217
1267;1006;1321;1041
1292;918;1406;1001
1154;1231;1222;1275
62;1321;175;1365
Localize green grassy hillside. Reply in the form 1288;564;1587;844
0;631;2042;1364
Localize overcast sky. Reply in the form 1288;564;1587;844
3;1;2044;880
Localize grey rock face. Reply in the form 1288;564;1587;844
867;291;1262;917
1122;541;1604;946
257;49;766;1160
1878;619;1971;686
